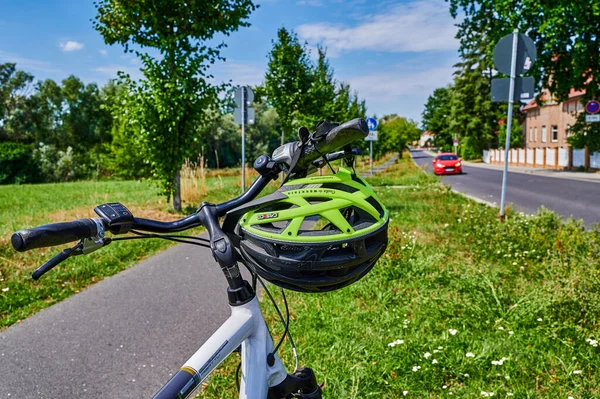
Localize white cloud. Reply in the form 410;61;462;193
98;49;108;56
297;0;458;55
0;50;60;73
212;62;266;87
94;64;143;80
341;62;456;121
60;41;85;52
297;0;324;6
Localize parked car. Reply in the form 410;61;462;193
432;153;463;175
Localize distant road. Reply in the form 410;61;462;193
410;149;600;226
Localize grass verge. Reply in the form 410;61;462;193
200;154;600;398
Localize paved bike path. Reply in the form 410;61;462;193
0;158;400;398
0;240;233;398
363;153;399;176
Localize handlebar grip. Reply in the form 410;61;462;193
297;118;368;168
11;218;99;252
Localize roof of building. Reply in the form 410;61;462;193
522;88;586;111
421;131;435;137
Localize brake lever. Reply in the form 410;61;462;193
32;237;112;280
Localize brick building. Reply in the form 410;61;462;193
522;89;585;148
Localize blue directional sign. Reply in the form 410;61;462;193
366;117;378;131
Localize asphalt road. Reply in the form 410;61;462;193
0;239;240;398
411;149;600;226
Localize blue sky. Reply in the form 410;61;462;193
0;0;460;123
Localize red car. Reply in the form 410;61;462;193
432;153;463;175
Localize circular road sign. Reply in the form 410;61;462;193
493;33;537;76
366;117;378;131
586;100;600;115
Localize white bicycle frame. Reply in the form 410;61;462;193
154;296;288;399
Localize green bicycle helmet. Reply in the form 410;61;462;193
236;167;389;293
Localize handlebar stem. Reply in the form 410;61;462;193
198;203;249;296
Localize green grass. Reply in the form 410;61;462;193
200;155;600;398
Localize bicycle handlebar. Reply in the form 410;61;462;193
295;118;368;170
11;118;368;255
12;218;100;252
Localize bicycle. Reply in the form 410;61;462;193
11;118;389;399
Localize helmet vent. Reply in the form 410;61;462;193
299;215;342;236
365;196;385;218
308;197;332;205
254;220;291;233
319;183;359;193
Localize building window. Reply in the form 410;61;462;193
542;126;547;143
567;124;572;137
529;127;533;142
552;125;558;142
534;127;538;142
568;101;576;112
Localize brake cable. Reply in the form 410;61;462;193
111;230;211;249
255;275;298;372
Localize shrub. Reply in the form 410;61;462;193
34;142;79;182
0;142;41;184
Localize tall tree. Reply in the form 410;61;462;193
422;86;453;150
265;27;314;143
449;0;600;150
300;46;336;128
94;0;257;211
376;115;421;158
0;63;35;143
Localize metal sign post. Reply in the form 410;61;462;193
492;30;537;221
365;118;378;175
233;86;254;193
499;29;519;220
241;88;245;192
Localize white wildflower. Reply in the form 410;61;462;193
388;339;404;347
443;385;447;389
424;352;431;359
466;352;475;358
432;359;438;364
403;391;409;396
537;318;543;322
1;287;8;293
573;370;582;375
508;331;514;335
498;326;504;330
412;365;421;372
449;329;458;335
491;357;507;366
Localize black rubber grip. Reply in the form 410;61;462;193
11;218;98;252
297;118;368;168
